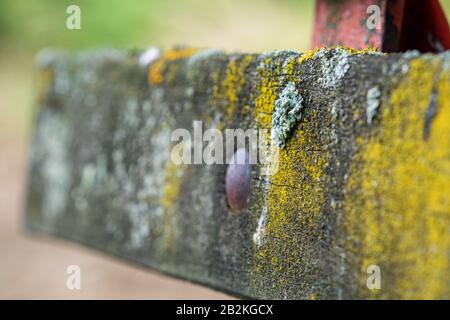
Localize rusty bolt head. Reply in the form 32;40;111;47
225;148;252;212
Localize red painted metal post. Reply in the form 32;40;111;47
311;0;450;53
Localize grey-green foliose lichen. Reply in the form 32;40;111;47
270;82;304;148
366;86;381;124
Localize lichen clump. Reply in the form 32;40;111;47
270;82;304;148
148;47;198;85
316;47;381;88
366;86;381;124
268;47;380;148
298;46;381;89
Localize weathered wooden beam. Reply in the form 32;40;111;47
26;47;450;299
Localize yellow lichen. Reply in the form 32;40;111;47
160;161;185;253
254;57;281;130
148;47;198;85
210;54;254;125
252;53;329;296
298;46;380;65
283;55;297;77
255;120;328;291
298;47;323;65
344;57;450;299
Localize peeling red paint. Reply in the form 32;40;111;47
312;0;450;53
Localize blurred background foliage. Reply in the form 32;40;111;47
0;0;315;52
0;0;449;140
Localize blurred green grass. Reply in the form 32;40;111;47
0;0;314;52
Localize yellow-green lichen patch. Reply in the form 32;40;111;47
251;52;330;297
298;46;380;65
210;54;254;126
254;52;300;132
298;47;323;65
253;114;329;297
343;56;450;299
298;46;382;90
159;161;186;255
254;60;278;130
148;47;199;85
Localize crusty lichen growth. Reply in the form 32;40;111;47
344;56;450;299
160;161;185;256
270;82;304;148
210;54;254;124
366;86;381;124
298;46;382;88
256;124;328;294
268;47;381;148
299;46;380;64
251;50;330;298
148;47;199;85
